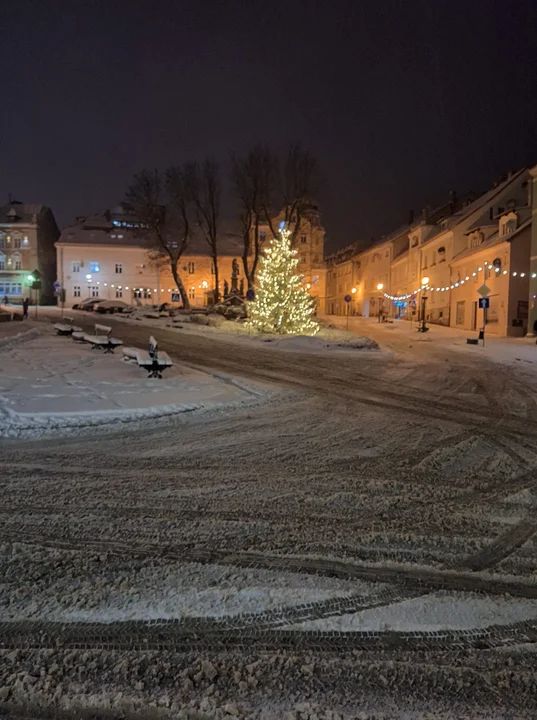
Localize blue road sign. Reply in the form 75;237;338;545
478;297;490;309
171;293;180;303
344;294;352;303
246;288;255;301
53;281;61;291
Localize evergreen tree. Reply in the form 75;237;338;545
248;224;318;335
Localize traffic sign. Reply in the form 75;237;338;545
53;281;61;292
478;297;490;309
477;284;491;297
344;294;352;303
246;288;255;301
171;293;180;303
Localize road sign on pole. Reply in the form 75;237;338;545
478;297;490;309
344;294;352;330
477;284;491;298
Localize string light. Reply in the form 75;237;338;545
248;225;318;335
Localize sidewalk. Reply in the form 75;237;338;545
320;314;537;368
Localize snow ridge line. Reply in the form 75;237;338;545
0;326;44;349
461;517;537;572
3;533;537;600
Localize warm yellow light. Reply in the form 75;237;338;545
351;287;357;294
421;276;429;286
376;283;384;291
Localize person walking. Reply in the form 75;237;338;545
2;295;8;305
22;297;29;319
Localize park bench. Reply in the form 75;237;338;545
135;335;173;378
54;316;82;336
84;323;123;354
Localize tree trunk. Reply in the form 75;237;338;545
172;265;190;309
212;252;220;303
242;229;253;289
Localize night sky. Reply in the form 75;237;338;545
2;0;537;251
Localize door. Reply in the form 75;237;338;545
471;301;477;330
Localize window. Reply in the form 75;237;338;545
116;288;123;298
10;283;22;295
89;262;100;273
15;260;21;270
188;287;195;299
300;255;306;264
423;255;428;269
301;235;307;244
259;230;266;243
72;262;80;273
115;263;123;274
411;237;418;247
12;252;21;270
91;286;99;297
73;286;81;297
0;235;4;249
187;261;195;274
456;301;465;325
144;289;151;299
0;253;5;271
431;251;436;266
134;289;142;299
13;237;21;249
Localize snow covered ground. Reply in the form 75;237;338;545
0;323;273;438
290;591;537;632
3;312;537;717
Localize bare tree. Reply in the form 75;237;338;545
231;145;276;289
125;168;191;309
186;159;221;302
264;143;318;244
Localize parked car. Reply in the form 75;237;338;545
95;300;130;314
73;298;105;311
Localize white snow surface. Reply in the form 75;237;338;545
1;545;368;623
290;591;537;632
0;326;272;438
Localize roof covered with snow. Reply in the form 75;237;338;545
57;212;244;256
0;202;46;225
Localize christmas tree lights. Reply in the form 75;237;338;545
248;224;319;335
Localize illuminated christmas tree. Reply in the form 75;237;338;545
248;224;319;335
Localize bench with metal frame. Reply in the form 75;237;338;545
54;316;82;336
134;335;173;378
83;323;123;354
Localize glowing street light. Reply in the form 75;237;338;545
419;277;429;333
351;287;357;294
377;283;384;322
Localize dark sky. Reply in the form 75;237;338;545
2;0;537;252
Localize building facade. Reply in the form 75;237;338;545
56;210;247;307
325;168;534;337
56;206;327;310
0;202;59;304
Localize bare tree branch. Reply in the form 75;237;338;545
125;167;192;309
186;159;221;302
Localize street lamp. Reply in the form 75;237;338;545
419;276;429;332
377;283;384;322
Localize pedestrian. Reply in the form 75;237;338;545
22;297;29;319
2;295;7;305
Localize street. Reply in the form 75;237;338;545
2;315;537;718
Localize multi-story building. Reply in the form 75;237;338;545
56;209;246;307
325;168;534;337
0;202;59;304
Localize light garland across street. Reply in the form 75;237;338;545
383;261;537;302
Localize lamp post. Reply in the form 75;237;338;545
420;276;429;332
376;283;384;322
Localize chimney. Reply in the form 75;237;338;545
408;209;414;226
